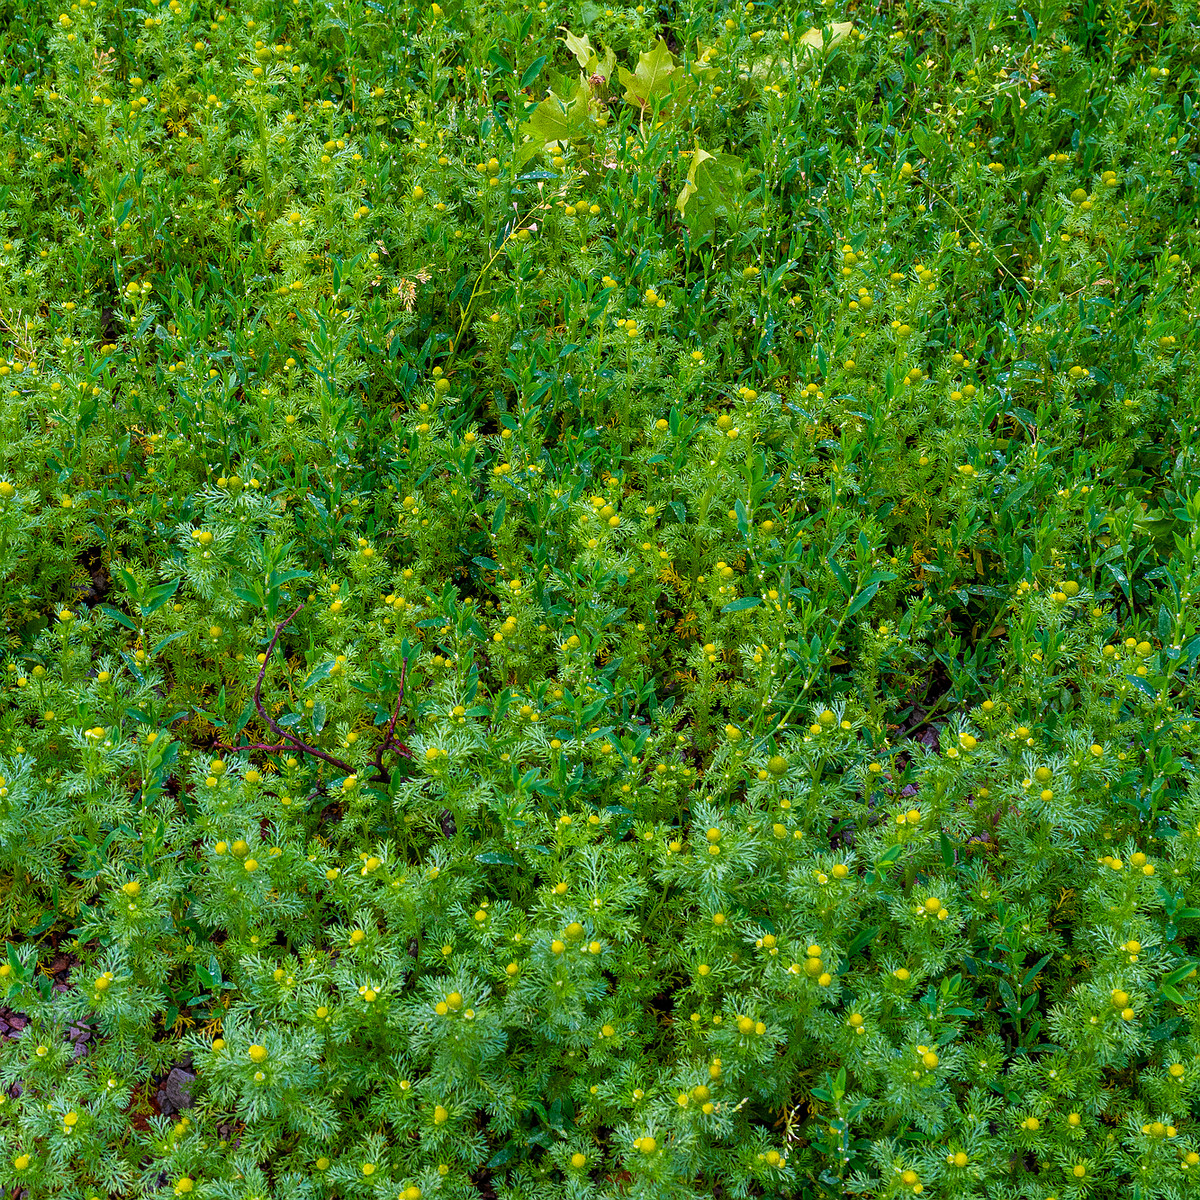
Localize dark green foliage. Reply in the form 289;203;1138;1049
0;0;1199;1195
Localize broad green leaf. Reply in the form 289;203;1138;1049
302;659;337;690
827;554;851;597
845;581;880;618
1022;952;1054;989
488;46;514;75
112;564;140;600
1163;961;1197;985
520;55;548;90
231;586;263;607
100;604;138;632
846;926;878;957
721;596;761;613
151;630;186;657
617;39;681;109
911;123;942;162
676;143;744;241
940;830;955;870
144;577;181;616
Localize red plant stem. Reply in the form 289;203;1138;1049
370;659;411;781
210;741;295;754
208;601;413;789
249;602;360;777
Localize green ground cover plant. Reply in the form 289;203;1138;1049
0;0;1198;1193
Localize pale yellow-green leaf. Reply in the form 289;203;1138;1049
618;39;681;109
516;80;592;166
560;27;616;81
676;145;715;216
676;143;744;241
560;27;596;72
689;42;718;79
594;43;616;82
796;21;855;52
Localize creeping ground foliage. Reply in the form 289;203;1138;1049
1;0;1200;1196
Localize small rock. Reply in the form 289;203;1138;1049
160;1067;195;1112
